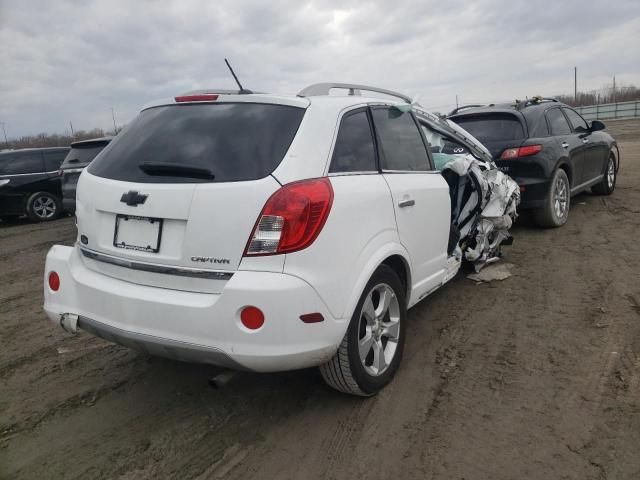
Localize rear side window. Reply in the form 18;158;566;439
62;144;109;168
420;124;469;171
0;151;44;175
89;103;305;183
371;108;429;171
546;108;572;135
452;114;525;142
43;150;68;170
563;108;588;132
329;110;376;173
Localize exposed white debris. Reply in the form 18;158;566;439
467;262;515;283
442;155;520;271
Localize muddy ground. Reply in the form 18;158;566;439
1;121;640;480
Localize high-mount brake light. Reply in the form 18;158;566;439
500;144;542;160
174;94;219;103
244;178;334;256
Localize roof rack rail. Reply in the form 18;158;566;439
298;83;413;104
448;104;490;116
515;96;558;109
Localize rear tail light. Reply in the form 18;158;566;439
500;144;542;160
174;94;219;103
48;271;60;291
244;178;333;256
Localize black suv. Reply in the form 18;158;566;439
449;98;619;227
0;147;69;222
60;137;112;213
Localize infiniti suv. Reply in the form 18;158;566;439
44;84;517;395
449;98;619;227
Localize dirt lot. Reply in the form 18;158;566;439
2;122;640;480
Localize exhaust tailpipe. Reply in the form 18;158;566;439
60;313;79;333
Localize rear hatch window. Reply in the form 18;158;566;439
451;113;525;158
88;103;305;183
62;143;109;169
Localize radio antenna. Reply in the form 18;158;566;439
224;58;252;94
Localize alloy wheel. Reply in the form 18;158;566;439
32;195;57;219
357;283;401;376
553;176;568;220
607;157;615;189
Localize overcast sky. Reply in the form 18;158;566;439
1;0;639;138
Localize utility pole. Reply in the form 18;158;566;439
69;121;75;138
612;75;616;103
574;67;577;104
456;94;459;109
0;122;8;149
111;107;118;134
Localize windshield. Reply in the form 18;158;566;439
452;114;525;143
89;103;305;183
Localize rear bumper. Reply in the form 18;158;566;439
43;245;347;372
514;177;549;209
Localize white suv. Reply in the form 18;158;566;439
44;83;513;396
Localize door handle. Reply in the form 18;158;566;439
398;199;415;208
561;142;569;149
582;138;589;144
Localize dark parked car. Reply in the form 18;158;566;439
60;137;112;213
448;98;619;227
0;147;69;222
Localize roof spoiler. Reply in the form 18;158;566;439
448;104;492;116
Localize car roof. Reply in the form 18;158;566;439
449;100;577;139
0;146;69;157
142;91;406;114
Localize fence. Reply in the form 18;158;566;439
575;100;640;121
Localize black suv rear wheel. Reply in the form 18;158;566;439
532;168;570;228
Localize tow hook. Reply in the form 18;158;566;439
60;313;79;333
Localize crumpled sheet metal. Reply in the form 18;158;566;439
443;155;520;271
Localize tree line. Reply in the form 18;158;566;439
2;128;116;151
556;85;640;108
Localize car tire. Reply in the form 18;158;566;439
591;152;617;196
532;168;570;228
26;192;62;222
320;265;406;396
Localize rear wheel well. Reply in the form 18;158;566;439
558;163;572;186
381;255;410;301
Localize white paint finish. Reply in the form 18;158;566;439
382;172;450;305
77;170;280;282
44;245;344;372
283;174;400;319
44;93;464;373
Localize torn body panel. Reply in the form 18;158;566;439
442;155;520;271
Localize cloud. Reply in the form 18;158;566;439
0;0;639;136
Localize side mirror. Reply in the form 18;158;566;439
590;120;605;132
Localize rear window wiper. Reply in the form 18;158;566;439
139;162;215;180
